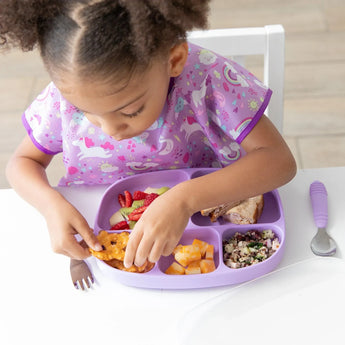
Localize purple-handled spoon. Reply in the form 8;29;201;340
309;181;336;256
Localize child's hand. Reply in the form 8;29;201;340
124;186;192;268
5;136;102;260
45;195;102;259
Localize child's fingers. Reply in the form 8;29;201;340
67;243;91;260
75;220;102;252
134;236;155;267
148;240;166;263
82;230;102;252
124;230;143;268
78;239;88;249
161;241;177;257
77;246;92;259
56;236;92;260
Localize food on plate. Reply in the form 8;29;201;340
144;186;170;195
185;260;201;275
165;261;185;275
89;230;129;261
223;229;280;269
205;243;214;260
165;238;216;275
109;210;127;227
89;230;154;273
200;200;242;222
106;258;155;273
223;195;264;224
109;187;170;229
200;259;216;273
201;195;264;224
175;244;202;267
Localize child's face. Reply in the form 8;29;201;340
56;60;171;141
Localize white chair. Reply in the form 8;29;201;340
188;25;285;133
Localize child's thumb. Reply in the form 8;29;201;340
81;228;102;252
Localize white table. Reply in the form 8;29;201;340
1;167;344;345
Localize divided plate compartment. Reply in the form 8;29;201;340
93;168;285;289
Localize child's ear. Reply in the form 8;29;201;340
168;42;189;77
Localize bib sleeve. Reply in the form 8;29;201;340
22;82;63;155
205;58;272;144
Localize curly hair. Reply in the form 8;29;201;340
0;0;210;81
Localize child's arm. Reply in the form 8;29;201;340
124;115;297;268
6;135;102;259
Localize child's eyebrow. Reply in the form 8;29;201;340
78;91;147;114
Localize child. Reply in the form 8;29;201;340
1;0;296;269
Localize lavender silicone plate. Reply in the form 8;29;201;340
93;168;285;289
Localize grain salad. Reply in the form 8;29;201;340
223;229;280;269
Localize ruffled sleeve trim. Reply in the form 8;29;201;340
235;88;273;144
22;113;60;155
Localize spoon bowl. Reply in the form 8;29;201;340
310;227;336;256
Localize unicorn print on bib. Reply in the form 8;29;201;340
72;137;112;159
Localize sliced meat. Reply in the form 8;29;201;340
200;200;242;222
223;195;264;224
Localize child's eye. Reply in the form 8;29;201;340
121;105;145;118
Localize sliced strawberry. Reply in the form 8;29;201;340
124;190;133;207
110;220;130;230
144;193;159;206
129;206;148;215
133;190;148;200
127;206;148;221
128;213;143;221
118;194;126;208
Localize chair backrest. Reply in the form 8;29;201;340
187;25;285;133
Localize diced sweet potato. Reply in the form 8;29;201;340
200;259;216;273
185;260;201;275
173;244;183;255
170;239;215;274
174;245;201;267
165;262;185;275
205;244;214;260
192;239;209;257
